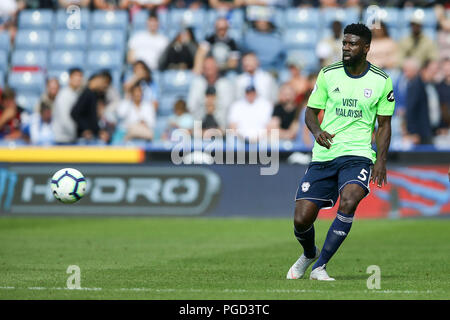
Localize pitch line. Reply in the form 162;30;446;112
0;286;436;294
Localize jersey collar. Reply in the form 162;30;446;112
344;61;371;79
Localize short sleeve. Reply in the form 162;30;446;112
376;77;395;116
307;69;328;109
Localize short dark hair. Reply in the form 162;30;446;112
68;67;83;76
344;23;372;45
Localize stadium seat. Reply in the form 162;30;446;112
11;50;48;69
160;70;193;95
283;29;319;50
0;51;7;72
362;7;401;29
87;50;124;70
16;93;40;113
322;8;360;27
286;49;320;73
91;10;128;30
7;71;46;94
285;8;320;28
18;9;54;29
89;29;126;50
0;32;10;52
47;69;70;87
53;30;88;49
56;8;90;30
158;95;178;117
170;8;206;30
49;50;85;70
153;116;169;140
402;8;437;28
398;26;437;41
15;30;51;50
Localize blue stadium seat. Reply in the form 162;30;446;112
0;32;10;52
0;71;4;88
286;50;320;73
11;50;47;69
402;8;437;28
0;51;7;72
87;50;124;70
362;7;401;29
158;95;178;117
89;29;126;50
53;30;88;49
91;10;128;30
56;8;90;30
283;29;319;50
47;69;71;87
170;8;206;30
160;70;193;95
15;30;51;50
208;9;244;31
273;8;286;30
18;9;54;29
154;116;169;140
398;26;437;41
8;71;46;94
49;50;85;69
285;8;320;28
322;8;360;27
16;93;40;113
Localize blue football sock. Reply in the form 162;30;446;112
313;211;353;270
294;224;316;259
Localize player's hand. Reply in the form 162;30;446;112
314;130;335;149
371;160;387;188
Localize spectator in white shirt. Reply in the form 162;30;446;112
51;68;84;144
127;10;169;71
235;52;278;103
116;82;156;142
228;84;273;142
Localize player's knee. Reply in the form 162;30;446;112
294;206;315;230
338;195;360;214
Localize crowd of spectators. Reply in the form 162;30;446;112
0;0;449;150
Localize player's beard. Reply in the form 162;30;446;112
342;53;363;67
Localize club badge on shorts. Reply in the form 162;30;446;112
364;89;372;98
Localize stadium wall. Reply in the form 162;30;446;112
0;151;449;218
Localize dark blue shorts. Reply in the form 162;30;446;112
295;155;374;209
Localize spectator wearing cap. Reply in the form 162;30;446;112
398;14;439;68
128;10;169;71
52;68;84;144
228;84;273;143
187;56;234;130
202;86;222;138
242;13;286;72
193;17;240;75
235;52;278;103
316;20;343;68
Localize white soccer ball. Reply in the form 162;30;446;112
50;168;87;204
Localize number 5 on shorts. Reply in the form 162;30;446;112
358;169;369;181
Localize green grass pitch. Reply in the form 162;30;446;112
0;217;449;300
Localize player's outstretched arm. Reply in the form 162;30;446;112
305;106;335;149
371;115;392;188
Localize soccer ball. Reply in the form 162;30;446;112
51;168;87;204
